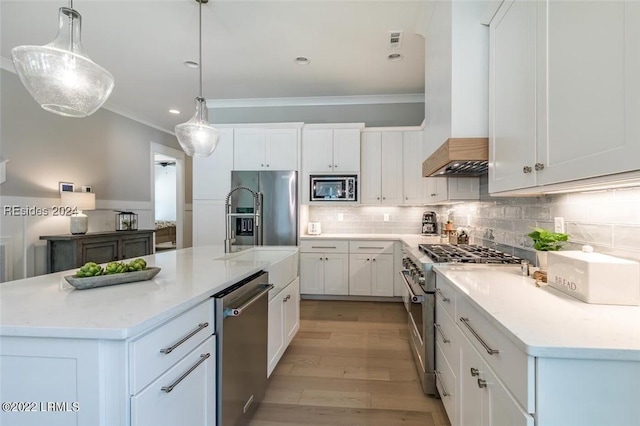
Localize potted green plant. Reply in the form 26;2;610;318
527;227;569;270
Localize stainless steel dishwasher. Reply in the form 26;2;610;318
212;271;272;426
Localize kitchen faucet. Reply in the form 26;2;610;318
224;186;262;253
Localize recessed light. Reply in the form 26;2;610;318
183;60;199;69
294;56;310;65
169;109;180;115
387;53;403;62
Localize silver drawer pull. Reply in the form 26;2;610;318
358;246;385;249
161;353;210;393
435;288;450;302
434;323;450;343
460;317;499;355
434;371;450;397
477;378;488;389
311;246;337;249
470;367;479;377
160;322;209;354
225;284;274;317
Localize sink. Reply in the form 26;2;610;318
220;247;299;297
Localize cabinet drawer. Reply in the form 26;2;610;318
435;304;459;373
435;343;456;425
457;297;534;412
349;240;394;254
130;300;214;394
131;336;216;426
299;240;348;253
435;276;457;322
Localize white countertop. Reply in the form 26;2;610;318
0;246;297;340
434;264;640;361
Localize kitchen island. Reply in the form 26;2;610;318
433;264;640;426
0;245;297;426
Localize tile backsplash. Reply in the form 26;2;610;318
307;206;432;235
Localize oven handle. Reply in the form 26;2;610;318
398;271;424;303
224;284;274;317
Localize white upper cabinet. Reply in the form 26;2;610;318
402;130;427;204
193;128;234;200
302;125;363;174
361;131;403;205
489;0;538;193
233;127;298;171
490;0;640;194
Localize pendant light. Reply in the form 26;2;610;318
175;0;220;158
11;0;114;118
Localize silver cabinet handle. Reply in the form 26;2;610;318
366;258;370;261
377;197;380;200
319;257;323;260
261;164;264;167
283;294;290;302
477;378;488;389
405;197;408;200
160;322;209;354
434;323;450;343
431;193;437;197
434;371;450;397
325;257;328;260
266;164;270;167
359;246;384;249
334;164;338;168
312;246;337;249
523;166;532;174
460;317;499;355
329;164;333;168
382;197;386;200
435;288;450;303
225;284;274;317
470;367;479;377
372;258;376;262
161;353;210;393
535;162;545;171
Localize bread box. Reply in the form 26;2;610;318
547;249;640;305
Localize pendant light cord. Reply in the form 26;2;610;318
69;0;75;51
198;0;203;99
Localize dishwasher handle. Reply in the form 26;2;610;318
224;284;274;317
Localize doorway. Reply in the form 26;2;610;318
150;142;185;251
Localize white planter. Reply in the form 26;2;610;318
536;251;548;271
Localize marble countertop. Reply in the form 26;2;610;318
0;246;297;340
434;264;640;361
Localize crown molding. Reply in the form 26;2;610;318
207;94;425;109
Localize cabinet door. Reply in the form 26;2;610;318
425;178;449;203
233;128;266;170
403;131;426;204
302;129;334;173
489;0;538;193
333;129;361;172
131;336;215;426
324;253;349;295
360;132;382;204
485;364;534;426
299;253;325;294
284;277;300;345
381;131;404;204
348;254;372;296
371;254;394;297
537;1;640;185
193;128;233;199
460;336;484;426
192;200;226;247
266;128;298;171
81;239;119;264
267;293;285;377
120;235;152;260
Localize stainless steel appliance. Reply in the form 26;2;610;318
227;171;298;252
310;175;357;201
213;271;273;426
400;244;522;395
421;211;438;235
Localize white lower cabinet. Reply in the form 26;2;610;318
348;253;393;296
131;336;216;426
299;241;349;295
268;277;300;377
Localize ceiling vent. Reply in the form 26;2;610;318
388;30;403;49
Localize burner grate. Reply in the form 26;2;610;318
419;244;522;264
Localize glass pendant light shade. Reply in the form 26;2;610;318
11;7;114;118
175;97;219;157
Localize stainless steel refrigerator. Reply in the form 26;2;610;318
229;171;298;249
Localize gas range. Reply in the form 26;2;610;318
418;244;523;264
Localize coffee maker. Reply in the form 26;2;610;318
422;211;438;235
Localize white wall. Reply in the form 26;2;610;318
154;164;177;221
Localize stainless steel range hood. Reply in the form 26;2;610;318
422;138;488;177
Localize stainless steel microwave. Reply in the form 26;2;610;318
310;175;357;201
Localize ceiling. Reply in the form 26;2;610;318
0;1;426;134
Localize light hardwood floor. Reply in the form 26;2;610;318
249;300;451;426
